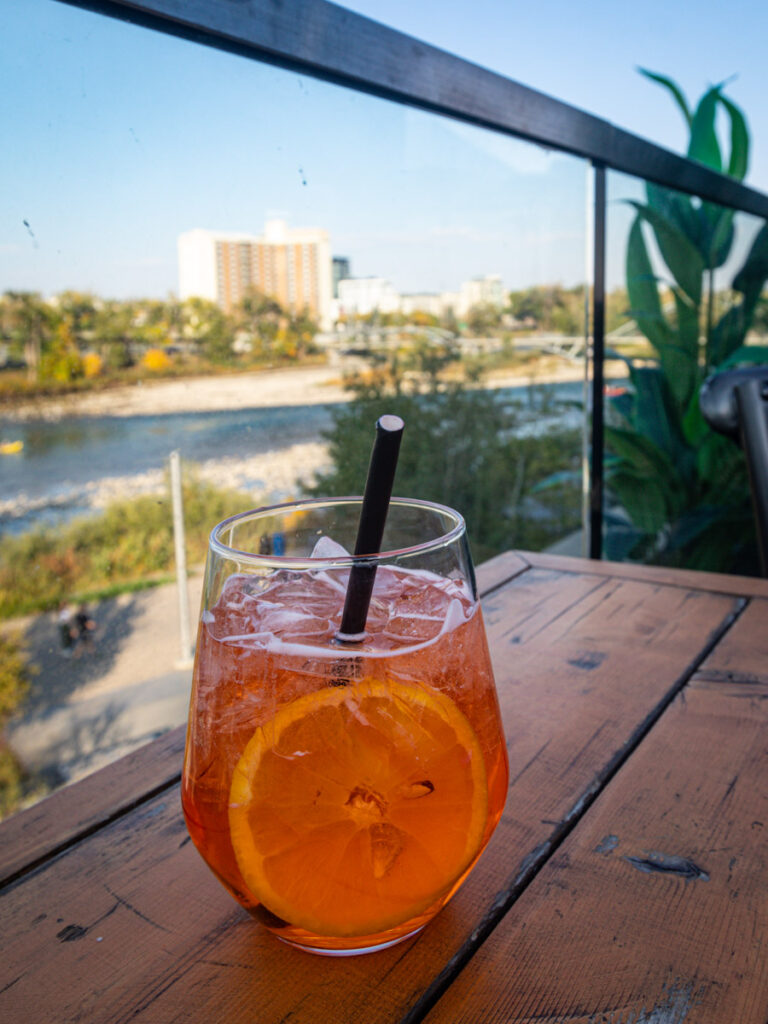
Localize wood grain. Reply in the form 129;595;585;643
0;567;741;1023
523;550;768;598
424;599;768;1024
474;549;530;594
689;597;768;687
0;725;185;889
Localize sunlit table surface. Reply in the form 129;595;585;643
2;551;767;1024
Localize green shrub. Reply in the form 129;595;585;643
0;474;252;620
308;362;582;564
0;632;33;819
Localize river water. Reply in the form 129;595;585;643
0;379;590;535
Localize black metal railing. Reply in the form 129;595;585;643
58;0;768;558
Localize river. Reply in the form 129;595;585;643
0;379;590;535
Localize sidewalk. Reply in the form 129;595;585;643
5;532;585;795
6;574;203;787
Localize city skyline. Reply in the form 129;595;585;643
178;220;512;327
2;1;766;303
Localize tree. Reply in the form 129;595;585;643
92;299;135;370
39;320;83;382
466;302;502;335
0;291;54;380
308;344;582;563
183;297;234;364
236;289;283;358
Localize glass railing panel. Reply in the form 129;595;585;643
604;169;768;572
0;0;590;816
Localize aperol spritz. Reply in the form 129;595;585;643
182;497;508;954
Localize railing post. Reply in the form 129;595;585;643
589;162;606;559
169;450;194;667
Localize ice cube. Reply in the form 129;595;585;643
311;535;351;560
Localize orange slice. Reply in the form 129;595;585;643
228;678;488;937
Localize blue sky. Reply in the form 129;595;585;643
1;0;766;300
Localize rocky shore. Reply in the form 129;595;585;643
0;442;333;527
2;364;349;423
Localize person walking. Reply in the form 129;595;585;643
74;604;97;653
57;602;76;658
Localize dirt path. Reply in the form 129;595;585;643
6;574;203;786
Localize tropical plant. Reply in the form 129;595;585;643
605;71;768;573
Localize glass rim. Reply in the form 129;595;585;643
209;495;466;569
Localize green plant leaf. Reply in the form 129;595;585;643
669;286;701;408
720;94;749;180
719;344;768;367
625;214;672;352
630;202;704;305
733;221;768;304
628;364;689;463
683;386;710;447
608;469;669;534
696;194;738;267
607;388;634;428
664;500;754;569
695;428;742;487
688;86;722;171
605;425;682;503
646;183;702;249
709;302;751;367
639;68;692;127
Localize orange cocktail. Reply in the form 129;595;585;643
182;498;508;954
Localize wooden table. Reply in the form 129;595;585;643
2;552;768;1023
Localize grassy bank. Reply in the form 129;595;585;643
0;475;253;620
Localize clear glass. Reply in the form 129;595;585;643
182;497;508;954
1;0;585;820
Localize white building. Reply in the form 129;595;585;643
455;275;506;316
399;293;445;317
178;221;333;329
336;277;401;318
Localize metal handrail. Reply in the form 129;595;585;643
60;0;768;216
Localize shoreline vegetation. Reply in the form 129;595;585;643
0;350;605;816
0;353;606;623
0;351;617;423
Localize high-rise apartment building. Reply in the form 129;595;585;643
178;220;333;329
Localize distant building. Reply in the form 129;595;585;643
456;275;506;316
332;257;351;298
178;220;333;329
400;293;444;317
337;277;400;317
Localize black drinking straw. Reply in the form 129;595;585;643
336;414;404;641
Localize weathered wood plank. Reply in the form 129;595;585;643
474;549;531;594
0;556;528;887
523;549;768;598
689;597;768;688
0;569;740;1023
0;725;185;889
423;608;768;1024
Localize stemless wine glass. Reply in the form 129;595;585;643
182;497;508;955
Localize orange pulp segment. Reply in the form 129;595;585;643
228;678;488;937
